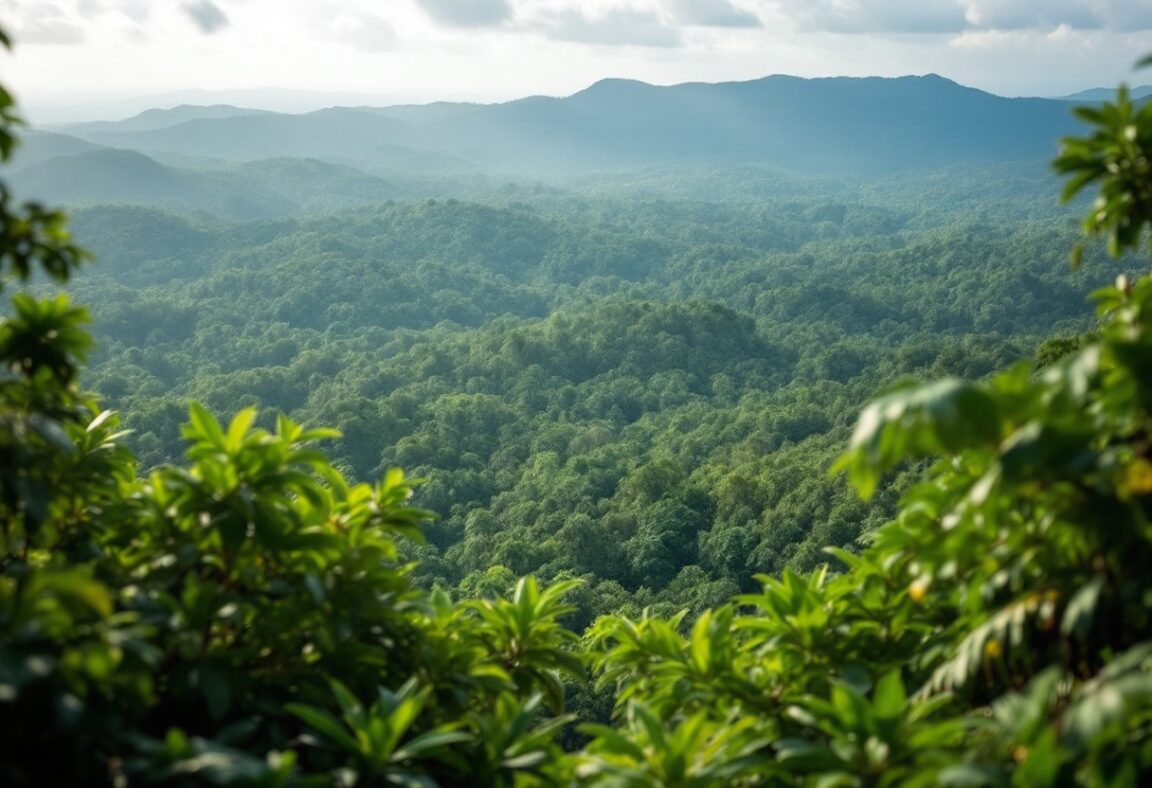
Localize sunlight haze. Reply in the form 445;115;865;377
4;0;1152;121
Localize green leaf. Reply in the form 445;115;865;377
393;729;471;760
873;670;907;722
937;763;1004;787
774;739;846;771
286;704;361;755
186;402;227;451
836;378;1002;498
225;408;257;453
1061;576;1105;641
328;679;364;721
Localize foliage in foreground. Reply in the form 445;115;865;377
4;30;1152;787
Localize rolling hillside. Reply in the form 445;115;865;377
6;148;495;219
52;74;1080;175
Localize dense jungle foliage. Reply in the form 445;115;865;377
5;21;1152;784
54;169;1122;623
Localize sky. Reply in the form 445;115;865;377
3;0;1152;121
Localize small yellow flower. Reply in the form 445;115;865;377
1012;746;1028;764
1124;458;1152;496
984;639;1003;660
908;577;929;603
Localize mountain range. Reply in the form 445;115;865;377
4;72;1095;216
1058;84;1152;102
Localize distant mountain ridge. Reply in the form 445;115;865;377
1058;85;1152;102
8;72;1088;217
67;107;413;162
46;73;1080;176
5;147;496;219
7;130;107;168
58;104;274;136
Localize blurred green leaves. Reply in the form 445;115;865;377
1055;84;1152;263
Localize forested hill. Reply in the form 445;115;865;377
64;178;1124;623
6;74;1087;222
8;63;1130;627
44;73;1076;175
1;63;1116;625
9;23;1152;775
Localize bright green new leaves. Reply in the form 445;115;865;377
578;705;775;787
778;672;969;786
1;386;586;783
1055;84;1152;263
835;378;1002;499
590;606;766;722
0;293;91;387
575;78;1152;787
818;76;1152;784
465;576;585;712
456;693;574;787
288;678;469;785
0;22;600;787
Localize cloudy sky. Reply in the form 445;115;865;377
3;0;1152;117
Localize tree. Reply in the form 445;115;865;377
585;74;1152;785
0;29;584;784
6;16;1152;785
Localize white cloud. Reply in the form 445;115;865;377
322;10;397;53
534;6;683;47
1099;0;1152;32
664;0;761;28
414;0;513;28
772;0;969;34
114;0;149;22
2;1;87;44
964;0;1100;30
767;0;1152;34
950;27;1031;48
181;0;229;34
1;0;1150;112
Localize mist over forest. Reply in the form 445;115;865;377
5;72;1116;617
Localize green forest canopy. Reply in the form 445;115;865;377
62;172;1120;623
4;21;1152;785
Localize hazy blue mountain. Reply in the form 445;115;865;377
24;87;408;124
8;148;375;218
7;148;301;220
58;104;274;136
7;147;499;219
60;106;477;173
363;102;481;123
331;144;480;175
10;149;194;202
53;74;1081;176
5;130;107;168
69;107;415;161
425;74;1077;172
1059;85;1152;102
222;157;488;204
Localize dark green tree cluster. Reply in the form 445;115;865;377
62;158;1116;619
5;24;1152;783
